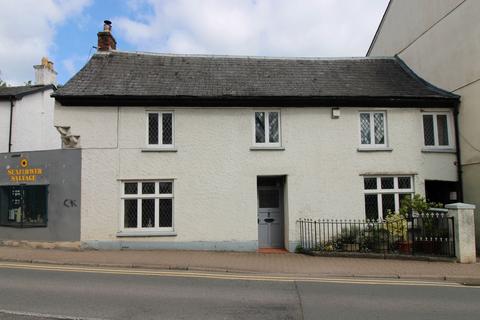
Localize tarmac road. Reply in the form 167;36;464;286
0;263;479;320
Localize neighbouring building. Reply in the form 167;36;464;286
0;59;81;242
0;58;61;152
51;22;460;251
367;0;480;250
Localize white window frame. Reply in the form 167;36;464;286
146;111;175;148
120;180;174;232
363;176;414;220
252;110;281;147
421;111;454;149
358;111;388;148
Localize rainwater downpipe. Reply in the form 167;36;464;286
8;97;14;152
453;101;464;202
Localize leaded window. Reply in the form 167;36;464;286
363;176;413;220
254;111;281;146
147;111;174;148
121;181;174;232
359;111;387;147
422;112;453;148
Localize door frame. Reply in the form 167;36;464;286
256;175;286;249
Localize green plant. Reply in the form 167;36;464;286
385;212;408;240
337;226;363;244
362;226;391;252
295;244;305;253
399;194;443;216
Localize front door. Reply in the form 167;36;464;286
257;177;284;249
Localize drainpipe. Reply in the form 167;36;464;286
8;97;14;153
453;101;463;202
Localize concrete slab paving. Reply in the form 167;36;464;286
0;245;479;282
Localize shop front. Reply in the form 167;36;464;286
0;149;81;241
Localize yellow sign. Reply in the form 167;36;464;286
20;159;28;167
6;159;43;182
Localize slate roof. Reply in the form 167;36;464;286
0;84;55;100
53;51;458;107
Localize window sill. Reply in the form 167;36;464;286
421;148;456;154
357;147;393;152
117;231;177;237
141;148;177;153
0;224;47;228
250;146;285;151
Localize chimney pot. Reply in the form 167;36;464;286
103;20;112;32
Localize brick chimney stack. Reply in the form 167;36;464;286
97;20;116;51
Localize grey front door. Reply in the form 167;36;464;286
257;179;284;248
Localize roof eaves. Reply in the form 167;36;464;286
394;56;460;99
0;84;56;101
54;94;459;109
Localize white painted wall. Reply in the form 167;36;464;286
55;105;457;250
0;89;61;152
368;0;480;249
0;100;10;152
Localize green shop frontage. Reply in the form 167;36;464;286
0;149;81;241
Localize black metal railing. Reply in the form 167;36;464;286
298;210;455;257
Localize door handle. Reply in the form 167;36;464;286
264;218;274;223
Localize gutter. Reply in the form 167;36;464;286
453;101;464;202
8;97;14;152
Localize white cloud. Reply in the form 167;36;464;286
115;0;388;57
62;55;88;78
0;0;91;85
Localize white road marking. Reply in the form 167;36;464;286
0;308;107;320
0;261;477;289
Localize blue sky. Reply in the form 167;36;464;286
0;0;388;85
51;1;138;83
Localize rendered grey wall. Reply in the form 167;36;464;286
0;149;81;241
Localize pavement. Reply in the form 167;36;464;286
1;245;480;283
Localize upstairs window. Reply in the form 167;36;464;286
359;111;387;147
254;111;281;146
147;111;174;148
422;112;453;149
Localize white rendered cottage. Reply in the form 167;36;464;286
0;58;60;153
52;25;461;251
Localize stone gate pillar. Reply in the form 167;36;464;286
446;203;476;263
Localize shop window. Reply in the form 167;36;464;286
0;185;48;227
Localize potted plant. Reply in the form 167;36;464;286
385;211;410;254
397;194;444;254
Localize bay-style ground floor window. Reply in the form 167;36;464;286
0;185;48;227
120;180;174;232
363;176;413;220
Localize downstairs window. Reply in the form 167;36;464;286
363;176;413;220
0;185;48;227
121;181;174;232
